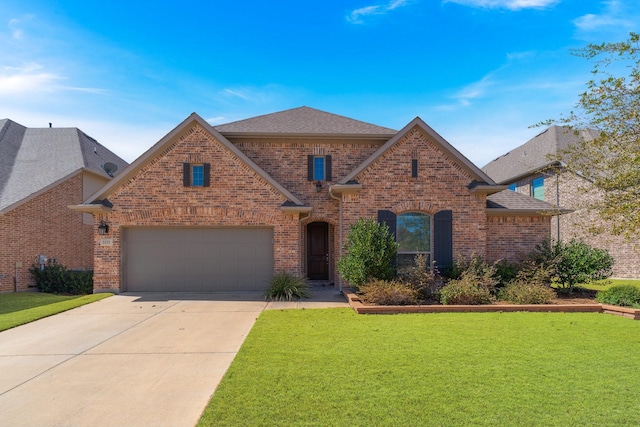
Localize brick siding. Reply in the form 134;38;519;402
0;173;93;292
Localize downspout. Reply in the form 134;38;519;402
556;173;560;241
299;212;311;277
328;186;343;292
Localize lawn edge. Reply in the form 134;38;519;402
343;289;640;319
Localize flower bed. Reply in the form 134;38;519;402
344;289;640;319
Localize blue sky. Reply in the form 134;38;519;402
1;0;638;167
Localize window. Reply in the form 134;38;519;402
508;183;516;191
192;165;204;186
531;177;544;200
313;156;325;181
183;162;210;187
307;155;332;182
396;212;431;274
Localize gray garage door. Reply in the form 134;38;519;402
123;227;273;292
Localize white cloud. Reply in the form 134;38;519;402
0;63;61;93
0;63;105;95
573;1;637;36
443;0;558;10
7;15;34;40
347;0;410;24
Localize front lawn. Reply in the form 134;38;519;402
583;278;640;291
0;292;112;331
199;309;640;426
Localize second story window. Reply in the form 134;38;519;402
531;177;544;200
183;162;210;187
307;155;332;182
192;165;204;186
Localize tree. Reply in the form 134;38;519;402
544;32;640;239
337;218;398;290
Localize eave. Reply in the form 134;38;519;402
486;208;574;216
469;184;509;195
329;183;363;195
68;203;113;214
280;205;313;214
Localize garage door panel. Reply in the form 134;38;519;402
124;228;273;292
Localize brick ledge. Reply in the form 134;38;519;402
344;290;640;320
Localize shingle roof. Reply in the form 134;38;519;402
214;106;397;137
486;189;570;213
482;126;598;184
0;119;128;213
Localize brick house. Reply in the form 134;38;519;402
483;125;640;279
0;119;128;292
73;107;565;293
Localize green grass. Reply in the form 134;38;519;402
578;278;640;292
0;292;112;331
199;309;640;426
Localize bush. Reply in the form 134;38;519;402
499;283;556;304
359;280;419;305
531;239;614;291
596;285;640;308
493;259;521;287
29;263;93;294
337;218;398;291
264;272;311;301
440;255;499;305
439;278;495;305
398;253;443;303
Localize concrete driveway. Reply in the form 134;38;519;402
0;290;347;427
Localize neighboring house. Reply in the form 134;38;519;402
483;125;639;279
0;119;128;292
73;107;566;293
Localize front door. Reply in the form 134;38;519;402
307;222;329;280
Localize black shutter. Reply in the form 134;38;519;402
203;163;211;187
377;210;396;239
325;155;332;181
411;159;418;178
307;155;314;181
433;210;453;273
183;163;190;187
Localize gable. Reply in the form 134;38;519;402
341;117;496;186
84;113;305;207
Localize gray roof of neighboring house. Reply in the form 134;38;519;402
482;126;598;184
0;119;128;213
486;189;570;213
214;106;397;137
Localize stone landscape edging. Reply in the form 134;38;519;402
343;290;640;320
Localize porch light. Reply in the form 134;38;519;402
315;180;322;192
97;220;109;235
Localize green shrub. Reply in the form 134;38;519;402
440;255;498;305
337;218;398;291
398;253;443;303
359;280;418;305
493;259;521;287
596;285;640;308
264;272;311;301
499;283;556;304
531;239;614;291
439;278;495;305
29;263;93;295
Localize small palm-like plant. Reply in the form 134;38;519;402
264;272;311;301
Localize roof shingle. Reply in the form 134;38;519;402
214;106;397;136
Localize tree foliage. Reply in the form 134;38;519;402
337;218;398;290
545;32;640;239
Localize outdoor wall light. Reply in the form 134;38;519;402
97;220;109;235
315;181;322;192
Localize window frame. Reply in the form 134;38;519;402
396;211;432;273
531;177;544;200
191;164;205;187
313;156;325;181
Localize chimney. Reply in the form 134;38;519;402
49;123;52;128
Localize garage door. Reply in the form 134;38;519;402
123;227;273;292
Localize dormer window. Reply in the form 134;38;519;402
307;155;332;182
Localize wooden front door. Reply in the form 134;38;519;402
307;222;329;280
